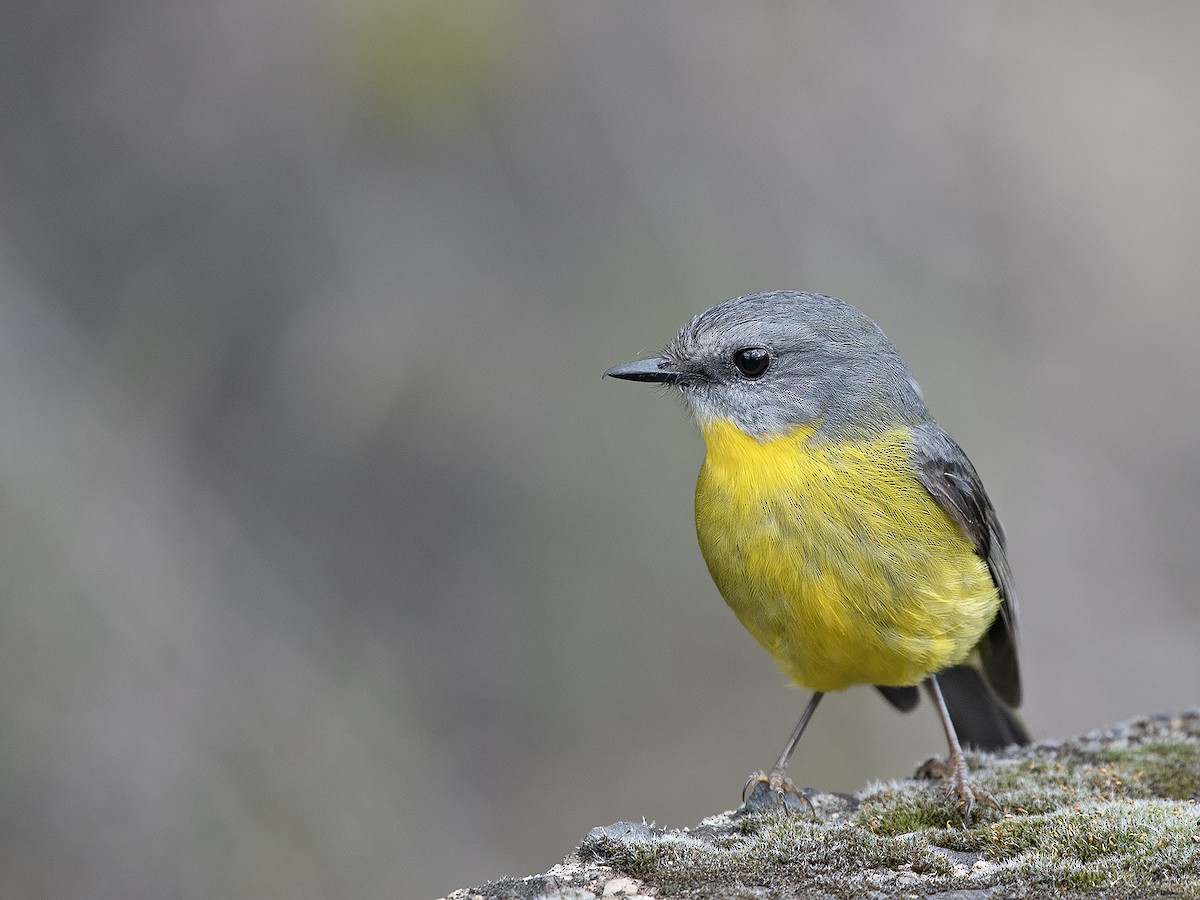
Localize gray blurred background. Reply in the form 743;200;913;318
1;2;1198;897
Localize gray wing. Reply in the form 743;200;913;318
910;422;1022;708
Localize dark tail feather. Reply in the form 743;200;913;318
876;665;1031;750
876;683;919;711
936;665;1030;749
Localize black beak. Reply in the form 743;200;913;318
604;356;692;384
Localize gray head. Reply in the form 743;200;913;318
606;291;929;440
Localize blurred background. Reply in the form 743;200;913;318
1;2;1198;897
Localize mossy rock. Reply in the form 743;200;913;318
445;711;1200;899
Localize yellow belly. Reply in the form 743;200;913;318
694;418;999;692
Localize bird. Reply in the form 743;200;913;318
605;290;1028;818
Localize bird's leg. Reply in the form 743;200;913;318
923;675;1000;821
744;691;823;811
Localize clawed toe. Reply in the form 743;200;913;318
922;757;1000;823
950;777;1000;819
741;770;815;816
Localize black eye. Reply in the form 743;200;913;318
732;347;771;378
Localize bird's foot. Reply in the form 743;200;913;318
741;769;815;816
916;756;1000;823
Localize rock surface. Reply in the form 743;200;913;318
442;711;1200;899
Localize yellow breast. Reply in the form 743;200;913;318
694;418;999;692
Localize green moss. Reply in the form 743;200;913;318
430;715;1197;900
581;811;964;897
991;801;1200;891
856;782;967;835
576;721;1200;898
1099;740;1200;801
